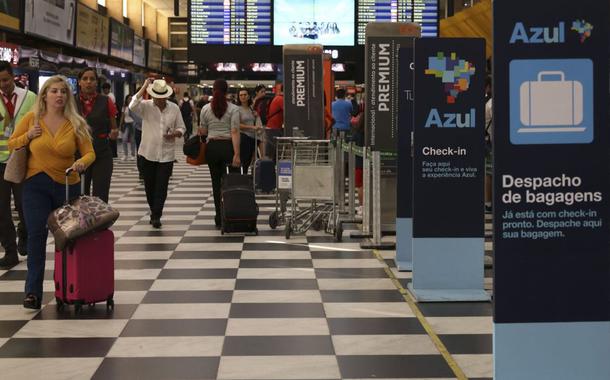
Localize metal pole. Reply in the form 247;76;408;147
372;151;382;245
348;141;356;220
362;147;371;235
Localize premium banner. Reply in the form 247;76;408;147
413;38;485;238
24;0;76;46
110;19;134;62
76;3;109;55
133;36;146;68
0;0;21;31
283;45;324;139
365;23;420;152
493;0;610;325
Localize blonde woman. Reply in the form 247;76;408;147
8;75;95;309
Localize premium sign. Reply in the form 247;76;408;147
76;3;109;55
283;45;324;138
365;23;420;152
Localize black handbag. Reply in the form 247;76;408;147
183;135;202;158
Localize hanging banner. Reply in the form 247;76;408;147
76;3;109;55
493;0;610;325
24;0;76;46
365;23;420;153
0;0;21;31
283;44;324;139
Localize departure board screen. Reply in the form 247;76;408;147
357;0;438;44
189;0;271;45
409;0;438;37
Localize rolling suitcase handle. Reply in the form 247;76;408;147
65;168;86;203
225;166;245;175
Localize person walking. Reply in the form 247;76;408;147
198;79;240;228
119;94;137;160
0;61;36;267
331;88;353;135
178;92;195;139
265;84;283;161
76;68;118;203
8;75;95;309
236;88;261;172
129;79;185;228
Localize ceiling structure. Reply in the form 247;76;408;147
143;0;188;17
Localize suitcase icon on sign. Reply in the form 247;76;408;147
519;71;585;133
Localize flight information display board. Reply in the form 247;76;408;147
357;0;438;44
408;0;438;37
190;0;271;45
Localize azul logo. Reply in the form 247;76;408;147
425;52;476;104
571;20;593;43
424;108;476;128
510;20;594;44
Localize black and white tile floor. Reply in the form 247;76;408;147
0;153;493;379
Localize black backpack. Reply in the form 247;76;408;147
180;98;193;121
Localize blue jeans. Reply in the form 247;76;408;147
22;173;79;299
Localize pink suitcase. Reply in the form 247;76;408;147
53;169;115;313
54;229;115;313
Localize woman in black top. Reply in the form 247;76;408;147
76;68;118;203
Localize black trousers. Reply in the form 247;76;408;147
240;133;256;173
0;163;26;255
84;146;113;203
134;129;143;176
206;140;234;224
141;157;174;220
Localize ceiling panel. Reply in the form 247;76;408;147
144;0;187;17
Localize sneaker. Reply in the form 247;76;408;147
0;254;19;268
151;218;162;229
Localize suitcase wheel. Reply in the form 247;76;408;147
74;302;83;315
88;303;96;308
56;298;64;311
106;298;114;311
269;212;278;229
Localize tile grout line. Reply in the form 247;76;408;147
372;249;468;380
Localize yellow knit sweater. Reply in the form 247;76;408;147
8;112;95;185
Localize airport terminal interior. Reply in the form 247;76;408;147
0;0;608;379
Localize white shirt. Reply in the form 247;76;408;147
129;95;186;163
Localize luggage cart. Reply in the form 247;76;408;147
284;139;336;239
268;136;308;229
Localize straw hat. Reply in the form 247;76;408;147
147;79;173;99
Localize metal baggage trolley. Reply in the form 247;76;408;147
284;139;336;239
268;136;308;229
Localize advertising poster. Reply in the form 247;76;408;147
110;19;134;62
274;0;354;46
493;0;610;324
76;3;109;55
24;0;76;46
133;36;146;67
283;45;324;138
413;38;485;238
0;0;21;31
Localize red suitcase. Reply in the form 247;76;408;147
53;170;115;313
54;229;115;312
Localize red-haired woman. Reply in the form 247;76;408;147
198;79;240;228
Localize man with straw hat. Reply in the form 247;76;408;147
129;78;185;228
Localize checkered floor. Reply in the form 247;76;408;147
0;152;493;379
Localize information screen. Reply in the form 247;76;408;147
274;0;355;46
190;0;271;45
357;0;438;44
409;0;438;37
